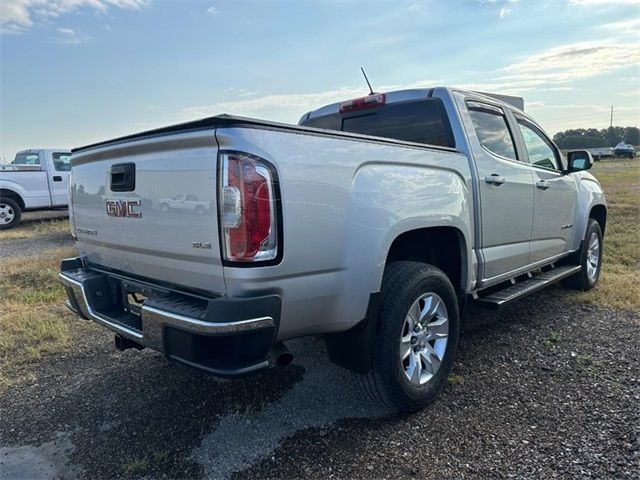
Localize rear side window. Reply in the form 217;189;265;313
13;152;40;165
53;152;71;171
467;102;518;161
301;99;455;148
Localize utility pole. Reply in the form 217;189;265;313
610;105;613;128
609;106;614;146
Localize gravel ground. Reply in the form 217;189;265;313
0;210;72;259
1;293;638;479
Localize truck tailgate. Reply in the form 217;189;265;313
70;129;226;295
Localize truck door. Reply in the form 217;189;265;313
513;115;577;263
464;101;535;281
48;151;71;206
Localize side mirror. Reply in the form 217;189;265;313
567;150;594;172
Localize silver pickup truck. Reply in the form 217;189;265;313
59;87;606;412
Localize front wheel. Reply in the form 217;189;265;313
358;262;460;412
563;219;603;291
0;197;22;230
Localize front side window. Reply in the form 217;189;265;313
467;102;518;161
516;119;559;170
13;152;40;165
53;152;71;171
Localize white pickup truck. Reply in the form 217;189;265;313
0;149;71;229
59;87;607;412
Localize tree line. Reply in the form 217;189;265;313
553;126;639;150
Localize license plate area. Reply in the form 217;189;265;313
121;281;150;318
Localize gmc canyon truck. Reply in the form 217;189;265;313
0;149;71;229
59;87;606;412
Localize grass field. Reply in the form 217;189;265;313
563;158;640;312
0;247;76;387
0;157;637;387
0;215;69;241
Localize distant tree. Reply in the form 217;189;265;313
623;127;639;145
553;126;638;148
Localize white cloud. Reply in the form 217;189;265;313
569;0;640;5
178;80;441;121
56;26;73;34
206;5;217;15
502;41;640;81
408;4;422;12
598;17;640;35
494;0;520;18
1;0;150;34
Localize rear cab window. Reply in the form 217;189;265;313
301;98;455;148
13;152;41;166
466;101;518;161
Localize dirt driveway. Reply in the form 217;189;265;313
1;184;639;479
1;289;638;478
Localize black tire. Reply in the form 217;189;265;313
358;261;460;413
0;197;22;230
563;219;603;291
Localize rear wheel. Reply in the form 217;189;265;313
0;197;21;230
358;261;460;412
563;219;603;291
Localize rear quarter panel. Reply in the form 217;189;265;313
216;126;474;340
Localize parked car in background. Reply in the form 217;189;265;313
614;141;635;158
158;193;211;215
0;149;71;229
60;87;607;412
586;147;614;160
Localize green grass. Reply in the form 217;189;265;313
123;458;150;477
0;247;76;388
0;216;70;241
560;158;640;313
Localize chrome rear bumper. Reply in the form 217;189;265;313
59;258;280;376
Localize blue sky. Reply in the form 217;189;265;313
1;0;638;161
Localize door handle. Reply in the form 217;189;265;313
52;176;62;182
485;174;506;185
536;180;550;190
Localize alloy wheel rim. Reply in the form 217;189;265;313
0;203;15;225
399;292;449;386
586;231;600;281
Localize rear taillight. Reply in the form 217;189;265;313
339;93;386;113
219;152;279;263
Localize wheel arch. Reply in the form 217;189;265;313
589;204;607;235
0;188;25;210
326;224;470;374
383;226;469;294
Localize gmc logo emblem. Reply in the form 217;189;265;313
106;200;142;218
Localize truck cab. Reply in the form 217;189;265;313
0;149;71;229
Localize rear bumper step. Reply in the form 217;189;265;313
59;257;281;376
474;265;581;310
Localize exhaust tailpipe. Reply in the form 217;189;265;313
269;342;293;367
